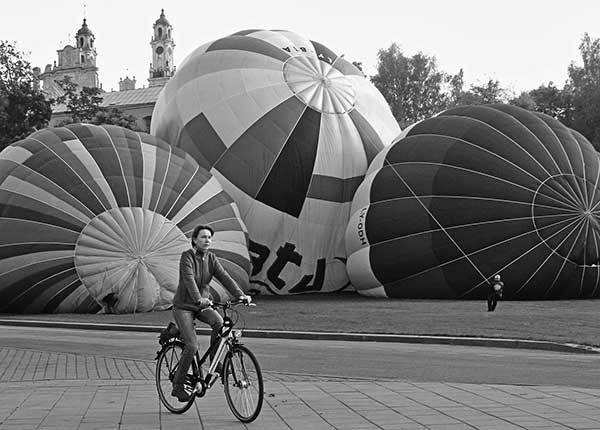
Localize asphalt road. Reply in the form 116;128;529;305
1;325;599;388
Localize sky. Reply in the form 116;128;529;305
3;0;600;95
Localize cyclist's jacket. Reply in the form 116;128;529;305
173;248;244;311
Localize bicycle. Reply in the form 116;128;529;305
155;299;264;422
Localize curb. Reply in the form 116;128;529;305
0;318;598;355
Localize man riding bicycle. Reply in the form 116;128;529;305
171;224;251;402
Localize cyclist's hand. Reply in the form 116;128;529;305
196;297;213;309
239;295;252;305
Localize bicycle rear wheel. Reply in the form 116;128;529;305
155;341;196;413
222;345;264;422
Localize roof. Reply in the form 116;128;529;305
53;86;164;113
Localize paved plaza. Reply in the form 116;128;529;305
0;346;599;429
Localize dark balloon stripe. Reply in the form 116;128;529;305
167;163;214;217
348;109;385;164
216;96;306;199
309;40;363;76
206;36;290;62
256;106;321;217
213;250;253;274
0;243;74;260
0;261;73;312
0;200;84;233
11;270;80;314
42;279;87;314
69;125;130;207
230;29;262;36
306;174;364;203
179;113;227;170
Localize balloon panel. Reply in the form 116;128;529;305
0;124;250;313
152;29;400;294
346;104;600;299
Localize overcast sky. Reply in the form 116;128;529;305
4;0;599;94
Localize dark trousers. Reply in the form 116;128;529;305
172;307;223;385
487;293;498;311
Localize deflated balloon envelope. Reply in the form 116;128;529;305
151;29;400;294
346;104;600;299
0;124;251;313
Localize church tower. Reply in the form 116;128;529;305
39;18;99;97
148;9;175;88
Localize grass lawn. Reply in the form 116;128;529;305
2;293;599;346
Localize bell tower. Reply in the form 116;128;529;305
39;18;99;98
148;9;175;88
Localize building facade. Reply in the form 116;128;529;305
41;10;174;132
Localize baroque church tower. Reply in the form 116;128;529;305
148;9;175;88
39;18;99;97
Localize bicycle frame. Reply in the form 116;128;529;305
190;305;243;393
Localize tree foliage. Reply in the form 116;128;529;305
0;40;52;150
371;43;451;128
565;33;600;144
56;76;141;131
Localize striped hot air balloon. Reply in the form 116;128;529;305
346;104;600;299
0;124;250;313
151;29;400;295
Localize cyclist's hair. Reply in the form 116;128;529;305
191;225;214;246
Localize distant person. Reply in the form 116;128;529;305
487;274;504;312
102;292;118;314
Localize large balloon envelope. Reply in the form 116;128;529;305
346;104;600;299
0;124;251;313
151;29;400;294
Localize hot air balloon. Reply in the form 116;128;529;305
346;104;600;299
0;124;250;313
151;29;400;295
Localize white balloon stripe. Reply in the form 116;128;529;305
98;126;132;207
0;145;33;164
61;138;118;210
140;141;158;210
0;177;91;224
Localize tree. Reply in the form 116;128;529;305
564;33;600;145
0;40;52;149
55;76;141;131
371;43;450;128
455;79;507;106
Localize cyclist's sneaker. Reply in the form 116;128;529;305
171;384;190;402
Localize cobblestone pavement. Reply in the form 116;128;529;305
0;346;599;429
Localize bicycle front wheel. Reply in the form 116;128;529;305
155;341;195;414
222;345;264;423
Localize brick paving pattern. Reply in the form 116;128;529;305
0;346;599;429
